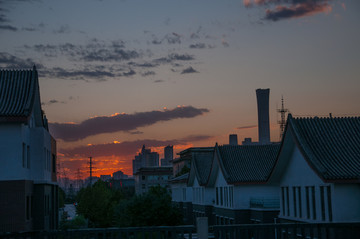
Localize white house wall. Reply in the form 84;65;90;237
279;145;333;222
0;118;52;182
0;123;31;180
332;184;360;222
234;185;279;210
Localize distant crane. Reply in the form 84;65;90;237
277;96;288;140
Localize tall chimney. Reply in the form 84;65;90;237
256;88;270;144
229;134;238;145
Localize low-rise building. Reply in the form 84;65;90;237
0;67;58;232
269;115;360;223
134;167;172;195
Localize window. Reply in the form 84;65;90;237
281;187;285;216
182;188;186;201
142;175;146;180
327;186;333;222
306;186;310;219
22;143;26;168
224;187;228;207
298;187;302;218
320;186;325;221
229;187;233;207
311;186;316;220
27;145;30;169
216;187;219;205
285;187;290;216
52;154;56;173
293;187;297;217
220;187;223;206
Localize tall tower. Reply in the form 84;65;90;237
256;88;270;144
229;134;238;145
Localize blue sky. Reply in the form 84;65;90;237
1;0;359;177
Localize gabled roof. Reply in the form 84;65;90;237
187;147;214;186
287;114;360;181
170;173;189;184
216;144;280;184
0;67;39;122
192;151;214;185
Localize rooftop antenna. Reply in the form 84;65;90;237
277;96;288;140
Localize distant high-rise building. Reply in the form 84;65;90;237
132;145;159;174
229;134;238;145
256;88;270;144
161;145;173;166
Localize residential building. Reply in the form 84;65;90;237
134;167;172;195
113;170;129;180
161;145;173;166
0;67;58;232
132;145;159;174
172;147;214;177
269;114;360;223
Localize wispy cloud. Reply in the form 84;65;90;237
0;52;42;68
42;99;66;106
154;53;195;64
236;125;257;130
49;106;210;141
23;39;142;63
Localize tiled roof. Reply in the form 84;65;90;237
192;151;214;185
170;173;189;183
0;67;37;120
217;144;280;184
288;114;360;181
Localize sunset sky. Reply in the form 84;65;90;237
1;0;359;179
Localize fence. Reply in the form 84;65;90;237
0;225;195;239
211;222;360;239
1;222;360;239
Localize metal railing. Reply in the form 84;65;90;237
0;225;196;239
1;222;360;239
211;222;360;239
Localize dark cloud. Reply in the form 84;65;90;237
236;125;257;130
53;24;70;34
243;0;333;21
23;40;141;63
181;66;198;74
141;71;156;77
42;99;66;106
154;53;195;64
61;135;214;158
40;66;117;81
264;2;332;21
0;52;42;68
122;69;136;77
0;24;17;31
49;106;210;141
128;62;158;68
189;43;206;49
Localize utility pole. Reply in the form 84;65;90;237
89;157;93;187
277;96;288;140
75;168;82;191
